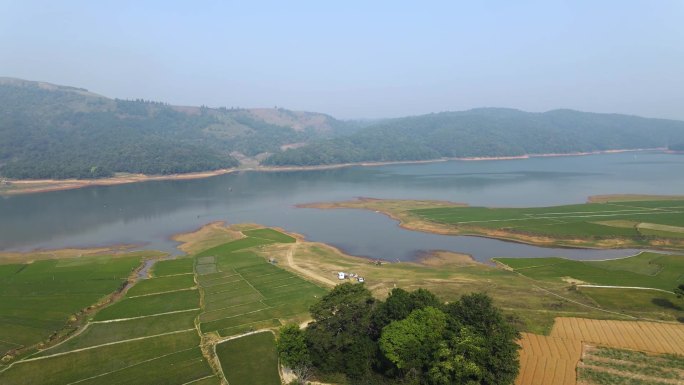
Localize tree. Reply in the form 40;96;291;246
277;324;311;384
379;306;447;373
305;283;378;379
675;283;684;299
445;293;521;385
371;288;441;338
427;327;487;385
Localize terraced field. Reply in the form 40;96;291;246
0;227;322;384
515;317;684;385
195;235;325;337
0;255;142;358
0;255;217;385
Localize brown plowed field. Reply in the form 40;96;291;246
550;318;684;355
515;318;684;385
515;333;581;385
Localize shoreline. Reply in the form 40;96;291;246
298;197;684;253
0;148;664;196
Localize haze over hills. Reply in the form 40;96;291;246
2;77;684;179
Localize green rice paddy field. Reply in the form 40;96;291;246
0;228;323;384
495;252;684;321
412;199;684;240
215;332;281;385
0;255;141;356
195;232;325;337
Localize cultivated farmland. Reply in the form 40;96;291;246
411;199;684;248
516;318;684;385
0;255;142;357
578;345;684;385
515;332;581;385
0;259;215;385
495;252;684;322
0;226;324;384
215;332;281;385
550;318;684;355
495;252;684;291
195;233;325;337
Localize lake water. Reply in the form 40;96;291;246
1;151;683;262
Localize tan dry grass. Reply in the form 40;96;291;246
172;221;244;255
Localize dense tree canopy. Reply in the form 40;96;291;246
305;283;378;379
0;80;351;179
289;284;521;385
264;108;684;166
6;79;682;179
277;324;312;385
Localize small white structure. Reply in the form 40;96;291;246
357;277;365;283
338;272;346;280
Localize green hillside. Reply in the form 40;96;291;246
264;108;684;166
4;78;684;178
0;78;351;179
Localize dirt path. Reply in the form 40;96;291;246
577;284;675;293
285;243;337;287
89;308;201;324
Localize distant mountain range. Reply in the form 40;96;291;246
266;108;684;166
1;77;684;179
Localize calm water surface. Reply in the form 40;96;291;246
1;152;683;262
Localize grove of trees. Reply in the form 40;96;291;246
277;284;520;385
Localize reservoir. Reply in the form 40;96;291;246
1;151;682;262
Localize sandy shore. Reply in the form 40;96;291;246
0;148;664;196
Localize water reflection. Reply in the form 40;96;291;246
0;152;682;261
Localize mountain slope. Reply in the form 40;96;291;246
0;78;351;179
3;78;684;179
264;108;684;166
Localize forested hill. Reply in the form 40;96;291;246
0;78;354;179
3;78;684;179
264;108;684;166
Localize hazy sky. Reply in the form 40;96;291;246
1;1;683;119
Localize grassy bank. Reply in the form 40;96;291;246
301;196;684;250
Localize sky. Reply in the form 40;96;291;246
1;1;683;120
